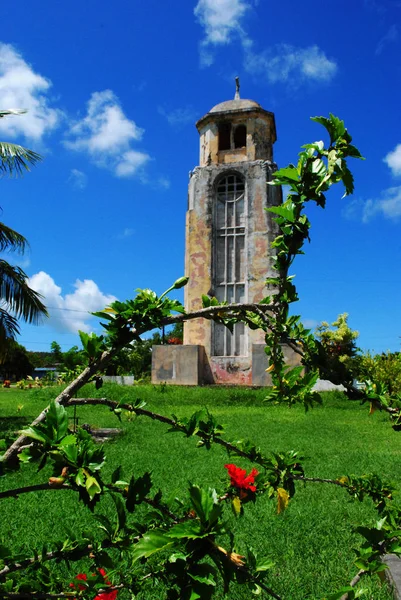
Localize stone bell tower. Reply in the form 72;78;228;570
183;81;281;385
152;81;284;386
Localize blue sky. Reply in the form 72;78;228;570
1;0;401;354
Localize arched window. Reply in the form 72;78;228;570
213;174;247;356
234;124;246;148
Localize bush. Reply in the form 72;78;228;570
355;351;401;395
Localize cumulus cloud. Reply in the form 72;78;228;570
194;1;338;87
28;271;116;333
384;144;401;176
194;0;251;66
64;90;150;178
244;44;338;85
343;187;401;222
68;169;87;190
0;42;60;141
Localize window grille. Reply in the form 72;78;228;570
213;174;247;356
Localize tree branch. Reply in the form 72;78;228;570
66;397;253;460
339;569;367;600
1;302;276;466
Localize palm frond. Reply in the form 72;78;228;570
0;222;28;253
0;109;27;118
0;142;42;176
0;308;20;358
0;260;48;324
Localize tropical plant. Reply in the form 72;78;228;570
355;350;401;395
3;115;398;599
0;109;47;353
314;313;360;387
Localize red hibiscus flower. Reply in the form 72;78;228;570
70;569;118;599
224;464;259;492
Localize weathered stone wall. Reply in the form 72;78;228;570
198;109;275;167
151;345;204;385
184;160;281;384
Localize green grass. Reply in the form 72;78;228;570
0;384;400;599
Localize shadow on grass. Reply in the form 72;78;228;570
0;416;30;436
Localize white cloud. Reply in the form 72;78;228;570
193;1;338;86
68;169;87;190
118;227;134;239
384;144;401;176
158;105;197;128
245;44;338;85
343;187;401;222
0;43;60;141
375;24;398;55
65;90;150;178
157;176;171;190
303;318;319;330
194;0;251;66
28;271;117;333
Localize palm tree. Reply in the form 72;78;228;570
0;109;48;355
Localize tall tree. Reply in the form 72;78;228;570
0;110;48;355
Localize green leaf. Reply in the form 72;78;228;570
58;434;77;446
131;530;174;563
111;493;127;532
273;166;299;182
75;468;86;487
46;401;68;441
256;558;275;572
61;443;78;465
168;521;207;540
19;427;49;444
311;114;346;144
111;465;122;484
268;204;296;223
232;496;242;517
189;485;221;527
85;475;102;500
325;587;354;600
126;472;152;512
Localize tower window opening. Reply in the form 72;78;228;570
234;124;246;148
213;174;247;357
218;123;231;151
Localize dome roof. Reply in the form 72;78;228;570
209;98;261;114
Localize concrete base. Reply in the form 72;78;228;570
252;343;302;386
103;376;135;386
151;343;303;387
384;555;401;599
151;345;204;385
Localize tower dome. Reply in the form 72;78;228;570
196;79;276;167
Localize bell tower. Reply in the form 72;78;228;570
183;81;281;384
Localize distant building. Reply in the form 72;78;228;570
32;367;59;379
152;83;299;385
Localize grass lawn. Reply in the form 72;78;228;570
1;383;400;599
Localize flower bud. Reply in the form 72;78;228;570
172;276;189;290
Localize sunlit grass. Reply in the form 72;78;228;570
0;384;398;599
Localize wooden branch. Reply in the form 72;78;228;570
0;543;94;578
339;569;367;600
0;585;124;599
293;475;347;488
66;397;253;460
0;482;71;501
